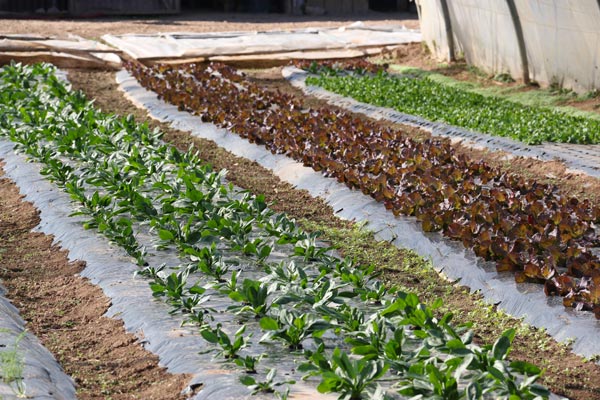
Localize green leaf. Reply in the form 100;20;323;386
188;285;205;295
466;382;482;400
158;229;174;241
509;360;541;376
492;334;512;361
200;329;219;343
239;375;256;386
229;291;245;302
260;317;279;331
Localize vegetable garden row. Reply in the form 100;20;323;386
125;60;600;320
301;62;600;144
0;62;553;399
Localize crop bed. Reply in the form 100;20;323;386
125;60;600;321
0;62;556;399
303;64;600;145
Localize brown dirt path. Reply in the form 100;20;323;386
0;165;191;399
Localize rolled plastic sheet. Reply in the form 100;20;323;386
283;66;600;179
117;68;600;360
102;25;421;61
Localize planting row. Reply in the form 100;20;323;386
303;63;600;145
125;60;600;319
292;59;387;75
0;61;550;399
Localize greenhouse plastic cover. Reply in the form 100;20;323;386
116;68;600;361
283;66;600;179
417;0;600;92
102;24;421;60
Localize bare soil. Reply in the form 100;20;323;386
0;166;191;399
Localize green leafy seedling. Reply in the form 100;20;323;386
240;368;295;396
200;324;250;359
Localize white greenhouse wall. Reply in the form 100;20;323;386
416;0;600;92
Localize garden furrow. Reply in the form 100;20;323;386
283;67;600;179
115;65;600;362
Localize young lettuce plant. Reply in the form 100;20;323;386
262;214;307;244
468;329;549;399
184;244;230;282
345;316;390;361
302;278;355;308
228;278;274;318
294;232;334;262
98;216;147;266
262;260;309;288
318;303;365;334
259;309;330;350
234;353;266;374
240;368;295;397
200;324;251;360
299;346;389;400
396;330;549;399
359;280;394;305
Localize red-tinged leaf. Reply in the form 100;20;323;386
515;271;528;283
473;243;491;260
422;216;437;232
563;292;577;308
592;270;600;286
524;263;541;279
491;188;507;203
497;258;517;272
510;224;530;239
445;222;464;239
589;283;600;303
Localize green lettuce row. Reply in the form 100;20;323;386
306;72;600;145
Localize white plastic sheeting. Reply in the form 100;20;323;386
102;25;422;61
416;0;600;92
0;34;121;68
